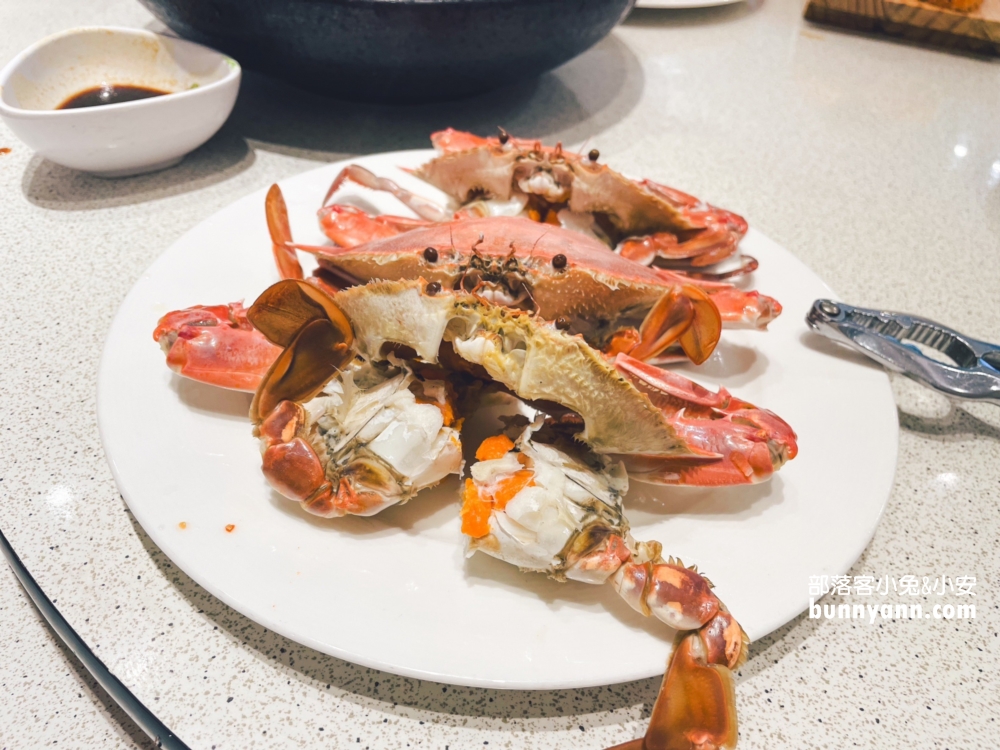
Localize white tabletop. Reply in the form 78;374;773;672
1;0;999;747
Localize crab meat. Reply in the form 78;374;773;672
258;359;463;517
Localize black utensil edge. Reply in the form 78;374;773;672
0;526;193;750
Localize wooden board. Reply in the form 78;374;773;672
805;0;1000;56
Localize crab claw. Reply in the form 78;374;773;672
152;303;282;392
618;180;748;271
430;128;491;152
614;354;798;486
609;559;746;750
609;630;739;750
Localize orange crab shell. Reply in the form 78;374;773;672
313;215;693;323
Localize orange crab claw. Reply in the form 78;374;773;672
614;353;798;486
607;631;738;750
618;228;742;269
430;128;491;152
153;303;282;392
614;180;748;271
318;204;425;247
606;557;745;750
429;127;542;154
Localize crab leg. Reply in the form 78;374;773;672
614;354;798;486
318;204;432;248
606;626;741;750
607;285;722;366
607;556;744;750
152;303;282;391
464;427;745;750
323;163;451;222
617;181;748;270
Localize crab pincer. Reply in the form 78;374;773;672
614;354;798;486
153;302;282;392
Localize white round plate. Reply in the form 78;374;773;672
635;0;743;9
98;150;897;689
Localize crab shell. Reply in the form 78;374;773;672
315;215;698;325
331;279;702;459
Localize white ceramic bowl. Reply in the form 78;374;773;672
0;27;240;177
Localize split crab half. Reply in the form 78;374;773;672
240;277;796;750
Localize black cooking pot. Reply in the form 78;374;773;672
140;0;635;103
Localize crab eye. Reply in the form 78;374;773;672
552;254;567;270
423;247;438;263
588;149;600;162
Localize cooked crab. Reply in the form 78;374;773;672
243;278;785;747
274;185;781;363
322;128;750;272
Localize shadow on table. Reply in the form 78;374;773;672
228;32;645;160
893;375;1000;443
20;32;644;212
20;120;255;211
899;404;1000;442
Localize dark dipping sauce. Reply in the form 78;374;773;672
58;84;170;110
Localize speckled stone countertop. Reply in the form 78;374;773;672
2;0;998;748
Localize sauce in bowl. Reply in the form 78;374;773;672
58;84;170;109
